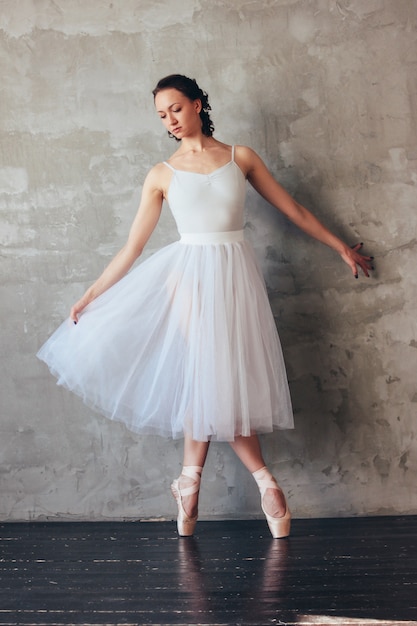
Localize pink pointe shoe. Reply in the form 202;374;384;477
171;465;202;537
252;466;291;539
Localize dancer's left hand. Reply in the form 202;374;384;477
340;242;375;278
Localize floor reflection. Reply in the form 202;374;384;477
176;537;210;618
176;531;290;622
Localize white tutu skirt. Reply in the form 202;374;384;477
37;234;294;441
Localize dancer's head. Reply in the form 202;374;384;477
153;74;214;140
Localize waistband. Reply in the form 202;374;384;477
179;230;245;245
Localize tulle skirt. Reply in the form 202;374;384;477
37;231;294;441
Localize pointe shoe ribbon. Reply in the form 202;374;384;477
252;466;291;539
171;465;202;537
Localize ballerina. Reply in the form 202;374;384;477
38;74;373;538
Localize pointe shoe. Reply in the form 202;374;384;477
252;466;291;539
171;465;202;537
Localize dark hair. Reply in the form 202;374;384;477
152;74;215;141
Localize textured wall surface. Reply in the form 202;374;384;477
1;0;416;521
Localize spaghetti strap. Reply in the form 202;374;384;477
231;145;235;162
163;161;175;172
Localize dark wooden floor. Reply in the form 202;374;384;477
0;517;416;626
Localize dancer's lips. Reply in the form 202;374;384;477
172;127;182;134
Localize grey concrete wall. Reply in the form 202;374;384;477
1;0;416;521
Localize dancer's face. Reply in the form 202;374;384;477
155;88;202;139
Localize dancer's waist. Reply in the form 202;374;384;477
179;230;244;244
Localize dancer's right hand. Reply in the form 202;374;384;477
70;298;87;325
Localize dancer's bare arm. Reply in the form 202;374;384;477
70;166;165;322
236;145;373;278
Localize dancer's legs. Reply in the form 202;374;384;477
177;436;210;518
229;434;287;517
174;434;286;524
183;436;210;468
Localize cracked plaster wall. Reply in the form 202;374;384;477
1;0;416;521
